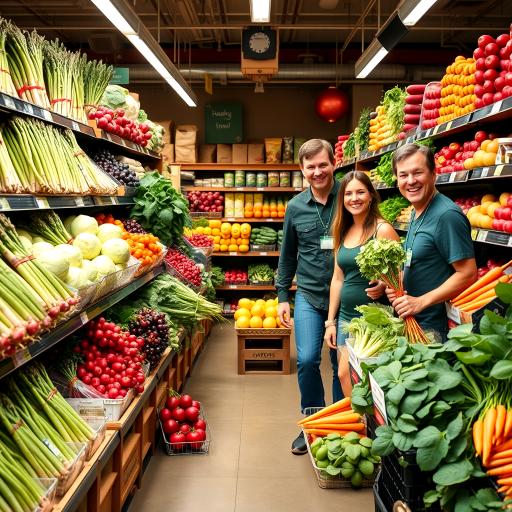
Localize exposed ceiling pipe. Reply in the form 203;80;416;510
126;62;444;83
341;0;378;52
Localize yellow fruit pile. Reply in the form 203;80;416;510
234;297;282;329
202;220;251;253
463;139;499;170
467;192;510;230
369;105;397;152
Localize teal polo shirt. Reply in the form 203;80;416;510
403;193;474;338
276;180;340;310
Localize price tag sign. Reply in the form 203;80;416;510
471;228;478;241
42;109;53;122
481;167;489;178
260;251;268;256
495;165;505;176
22;102;34;115
294;187;302;192
257;187;264;191
75;197;85;207
229;284;237;289
236;187;244;191
476;230;488;242
229;252;237;256
35;197;49;209
227;218;235;222
369;373;388;426
71;120;79;131
425;128;434;138
445;121;453;131
508;237;512;248
13;348;31;368
346;341;362;381
2;94;16;110
80;312;89;324
445;302;461;325
491;100;503;116
266;218;273;222
432;125;441;135
406;136;414;144
0;197;8;210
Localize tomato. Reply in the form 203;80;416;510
166;396;180;409
191;400;201;411
172;407;186;422
108;388;119;399
163;418;179;434
169;432;186;451
186;430;204;450
179;394;193;408
194;419;207;431
179;423;191;434
159;408;172;422
195;428;206;441
185;406;200;423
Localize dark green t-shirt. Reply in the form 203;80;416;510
276;180;340;310
403;193;474;338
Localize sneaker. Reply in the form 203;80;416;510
291;431;307;455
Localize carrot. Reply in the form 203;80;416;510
496;404;508;443
452;275;510;307
297;398;352;425
491;449;512;463
483;407;497;466
452;262;510;303
494;439;512;453
488;458;512;469
303;422;365;432
304;428;359;436
498;485;511;494
498;476;512;486
504;409;512;441
473;419;484;456
301;412;361;426
487;463;512;476
459;294;496;313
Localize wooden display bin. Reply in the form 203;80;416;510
236;328;291;375
98;460;117;512
141;402;156;459
120;432;141;505
176;354;184;390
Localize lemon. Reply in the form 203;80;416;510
234;308;251;320
236;316;250;328
265;299;276;308
238;298;252;309
264;306;277;318
262;317;277;328
250;304;265;318
249;316;263;328
256;299;266;308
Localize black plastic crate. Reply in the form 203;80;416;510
373;472;387;512
366;414;379;440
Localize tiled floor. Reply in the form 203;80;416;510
129;322;375;512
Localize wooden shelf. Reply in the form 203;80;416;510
216;285;297;291
218;217;284;222
178;164;299;171
182;186;303;192
213;251;280;257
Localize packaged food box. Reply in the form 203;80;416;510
279;171;291;187
268;171;280;187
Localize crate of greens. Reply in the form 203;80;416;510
248;263;274;285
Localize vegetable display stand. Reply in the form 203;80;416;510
236;328;291;374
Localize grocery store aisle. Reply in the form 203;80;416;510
129;322;374;512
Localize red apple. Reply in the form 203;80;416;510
500;60;510;71
474;84;484;97
485;42;500;56
497;33;510;47
505;39;512;57
475;98;484;109
469;140;480;151
492;219;503;231
504;220;512;233
478;34;496;49
474;130;488;143
485;54;500;69
506;72;512;86
503;85;512;97
507;196;512;207
495;76;506;91
474;47;486;60
494;92;504;102
502;207;512;220
500;47;511;59
483;80;495;93
474;70;485;84
483;68;499;81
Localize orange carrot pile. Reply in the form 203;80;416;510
474;404;512;500
297;397;365;436
452;261;512;313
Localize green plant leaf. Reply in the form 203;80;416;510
445;435;468;463
446;413;464;440
455;349;492;366
388;360;402;380
417;436;449;471
490;360;512;380
400;390;428;415
387;383;406;404
416;401;435;419
496;282;512;304
397;415;418;433
414;426;442;448
433;459;473;486
372;427;395;456
392;431;414;451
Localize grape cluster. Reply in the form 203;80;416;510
93;150;139;187
122;218;147;234
128;308;169;369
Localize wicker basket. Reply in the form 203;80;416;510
303;407;375;489
236;327;291;335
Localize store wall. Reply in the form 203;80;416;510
351;84;384;127
131;83;357;145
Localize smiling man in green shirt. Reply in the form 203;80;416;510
276;139;343;455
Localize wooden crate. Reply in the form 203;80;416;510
237;331;291;375
119;432;141;505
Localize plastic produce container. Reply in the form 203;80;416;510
56;442;87;497
33;478;58;512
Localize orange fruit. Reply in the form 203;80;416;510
235;307;251;320
249;316;263;328
262;317;277;328
250;304;265;318
236;316;250;328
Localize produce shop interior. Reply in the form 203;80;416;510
1;1;512;511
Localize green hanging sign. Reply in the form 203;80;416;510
110;67;130;85
205;102;243;144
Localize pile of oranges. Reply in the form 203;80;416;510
234;297;281;329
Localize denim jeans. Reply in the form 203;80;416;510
294;292;343;412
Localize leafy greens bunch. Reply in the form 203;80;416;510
379;195;410;223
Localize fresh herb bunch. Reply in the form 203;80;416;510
344;132;356;159
374;152;394;186
210;266;225;287
355;108;371;152
131;172;191;246
382;86;406;136
379;195;410;223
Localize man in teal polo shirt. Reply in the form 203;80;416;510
388;143;477;340
276;139;343;455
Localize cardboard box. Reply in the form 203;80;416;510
446;298;508;328
162;164;181;190
155;120;174;144
161;143;174;165
232;144;248;164
248;143;265;164
217;144;232;164
175;125;198;163
199;144;217;163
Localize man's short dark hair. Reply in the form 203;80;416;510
392;143;435;175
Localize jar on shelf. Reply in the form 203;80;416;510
256;172;268;187
292;171;303;188
279;171;291;187
224;172;235;187
235;170;245;187
246;172;256;187
268;171;280;187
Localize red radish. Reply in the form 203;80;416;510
185;406;200;423
163;419;179;434
166;396;180;409
194;419;207;431
191;400;201;410
186;430;204;450
179;423;192;434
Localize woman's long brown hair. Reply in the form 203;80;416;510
331;171;382;254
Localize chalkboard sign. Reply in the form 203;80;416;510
205;102;243;144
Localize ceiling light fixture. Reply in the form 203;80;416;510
250;0;271;23
398;0;439;26
89;0;197;107
355;40;389;79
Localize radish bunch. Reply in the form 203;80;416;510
165;248;202;287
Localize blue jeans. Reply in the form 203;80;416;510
294;292;344;412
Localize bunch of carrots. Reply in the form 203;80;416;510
297;397;365;437
452;261;511;313
473;403;512;500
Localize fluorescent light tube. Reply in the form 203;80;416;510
126;35;197;107
399;0;438;26
250;0;271;23
355;41;388;79
89;0;135;34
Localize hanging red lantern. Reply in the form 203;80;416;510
315;86;350;123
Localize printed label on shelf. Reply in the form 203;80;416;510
236;187;244;191
369;373;388;426
257;187;264;191
481;167;489;178
226;218;235;222
294;187;302;191
432;125;441;135
35;197;49;208
471;229;478;241
13;348;31;368
266;218;273;222
7;196;38;210
42;109;53;122
43;438;62;458
260;252;268;256
476;230;487;242
80;312;89;324
71;121;80;131
445;302;461;325
75;197;85;207
406;136;414;144
444;121;453;131
449;171;469;183
22;102;34;115
229;252;237;256
485;230;511;246
229;284;237;289
491;100;503;115
0;198;9;210
346;341;362;380
494;165;505;176
2;94;16;110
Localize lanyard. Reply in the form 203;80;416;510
314;196;335;234
404;193;437;252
